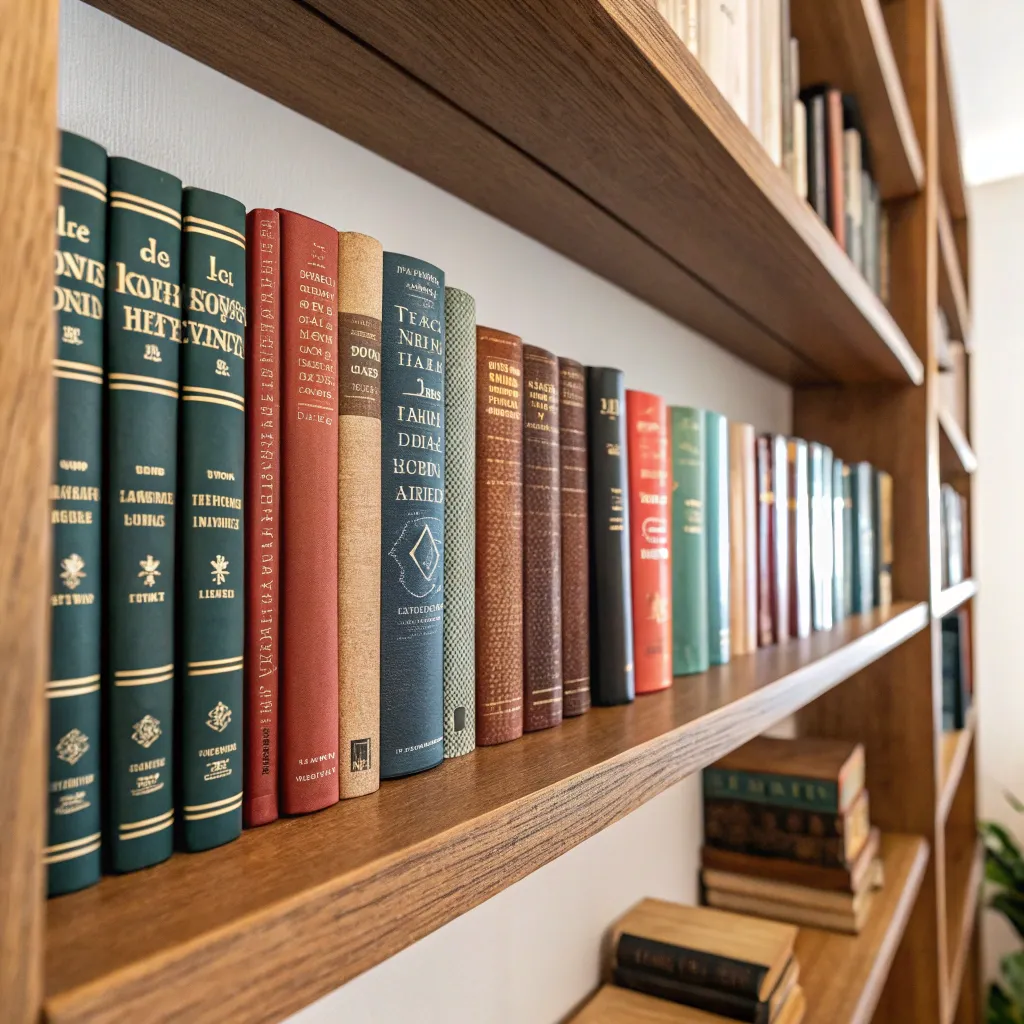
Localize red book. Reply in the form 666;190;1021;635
626;391;672;694
277;211;340;814
244;210;281;827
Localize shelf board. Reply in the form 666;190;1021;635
88;0;921;387
938;709;976;824
945;841;984;1021
938;406;977;477
791;0;924;200
938;194;971;344
796;834;930;1024
44;602;927;1024
936;2;968;224
934;579;977;620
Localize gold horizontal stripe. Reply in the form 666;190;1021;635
183;792;243;812
115;671;174;687
54;359;102;374
45;831;102;854
47;684;100;698
116;664;173;678
184;224;246;250
120;819;174;841
109;200;181;230
44;840;102;865
188;664;242;677
109;383;179;399
182;394;244;411
184;215;245;241
481;707;522;717
563;678;589;685
532;697;562;706
563;687;590;695
55;370;103;385
108;372;178;389
49;673;101;688
57;178;107;203
119;809;173;832
59;166;107;192
188;655;243;668
183;798;243;822
183;385;242;400
531;686;562;694
110;190;180;220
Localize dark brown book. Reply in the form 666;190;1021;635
523;345;563;731
475;327;524;745
559;358;591;717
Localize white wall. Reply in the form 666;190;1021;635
58;4;791;1021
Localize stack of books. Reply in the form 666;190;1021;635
569;899;805;1022
701;736;882;935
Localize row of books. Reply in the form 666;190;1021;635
940;482;968;588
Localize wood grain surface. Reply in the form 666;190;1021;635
938;709;975;824
44;602;927;1024
935;1;967;222
938;192;971;344
938;406;977;478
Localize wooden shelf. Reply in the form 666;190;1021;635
938;406;977;477
791;0;924;200
938;194;971;344
934;579;977;619
87;0;921;387
796;834;930;1024
938;709;976;823
945;842;984;1020
936;2;968;224
43;602;927;1024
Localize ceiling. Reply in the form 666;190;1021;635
944;0;1024;186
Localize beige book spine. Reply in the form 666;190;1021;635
729;422;757;654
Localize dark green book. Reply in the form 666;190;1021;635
105;157;182;872
47;131;107;896
831;458;846;622
850;462;875;615
178;188;246;851
671;407;708;675
704;410;729;665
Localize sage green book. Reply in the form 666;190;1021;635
703;410;730;665
105;157;182;873
178;187;246;851
47;131;107;896
670;407;708;675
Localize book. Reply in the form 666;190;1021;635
700;0;747;120
808;443;833;632
476;327;524;743
803;90;827;225
441;286;476;757
755;434;789;646
863;172;879;292
523;345;563;730
671;407;709;674
705;411;730;665
337;232;383;790
826;89;847;249
729;422;757;657
746;0;763;145
243;209;280;828
842;462;855;614
178;186;247;851
793;99;808;201
761;0;783;166
702;861;879;912
780;0;793;178
942;611;971;730
831;458;846;622
705;885;872;934
786;439;810;639
850;462;875;614
560;359;592;717
379;253;445;776
587;368;635;704
105;156;182;873
875;469;893;607
278;211;340;812
568;985;806;1024
842;104;864;272
626;390;672;694
879;205;892;305
704;735;866;814
47;130;107;895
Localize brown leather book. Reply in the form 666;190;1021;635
336;232;382;798
475;327;524;744
729;422;757;657
523;345;563;731
569;985;806;1024
559;358;591;717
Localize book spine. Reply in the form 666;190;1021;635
878;470;893;606
787;439;811;639
771;435;791;641
671;407;708;674
851;463;875;614
703;765;841;813
105;157;182;872
612;964;765;1024
755;435;774;646
379;253;446;776
780;0;793;178
559;359;591;717
705;411;730;665
48;132;107;895
279;212;340;812
827;89;846;248
809;443;834;631
842;463;855;614
819;446;835;629
337;232;383;793
729;422;757;656
832;458;846;621
587;368;635;704
523;346;563;730
626;391;672;694
806;94;828;224
442;287;476;757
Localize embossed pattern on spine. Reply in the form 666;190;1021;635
475;328;524;744
729;422;757;657
442;288;477;756
559;359;591;717
523;346;563;731
337;233;382;796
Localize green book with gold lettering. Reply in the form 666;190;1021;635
178;187;246;851
47;131;107;896
105;157;182;873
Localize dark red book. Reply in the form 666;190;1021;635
626;390;672;693
244;209;281;827
757;434;790;646
277;210;340;814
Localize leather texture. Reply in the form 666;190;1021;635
704;411;731;666
523;346;563;731
442;287;477;757
626;390;671;694
337;232;382;796
475;327;524;744
787;439;811;640
559;359;591;717
728;422;758;657
279;212;340;813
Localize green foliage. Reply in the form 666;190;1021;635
984;798;1024;1020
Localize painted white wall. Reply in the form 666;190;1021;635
58;3;790;1021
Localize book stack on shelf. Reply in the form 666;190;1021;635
701;736;882;935
939;483;968;588
941;611;972;732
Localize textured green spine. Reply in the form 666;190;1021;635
704;410;730;665
48;132;107;895
703;767;841;813
671;407;708;674
105;158;182;872
179;188;246;850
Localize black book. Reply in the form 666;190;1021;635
941;613;969;730
801;88;829;229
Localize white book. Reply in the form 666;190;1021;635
732;0;750;125
761;0;783;165
794;99;808;199
747;0;764;143
700;0;746;118
685;0;700;53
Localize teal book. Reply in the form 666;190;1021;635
47;132;107;895
671;407;708;675
850;462;875;614
704;410;730;665
703;767;843;814
105;157;182;872
178;188;246;851
842;462;855;616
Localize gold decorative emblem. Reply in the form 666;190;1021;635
138;555;161;587
647;591;670;625
215;358;230;377
131;714;162;749
210;554;230;585
143;343;162;363
55;727;90;766
59;553;87;591
409;524;440;582
206;701;232;733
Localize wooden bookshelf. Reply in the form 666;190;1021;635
946;842;984;1019
939;709;976;823
939;406;978;477
936;1;968;224
939;194;971;344
935;578;977;619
